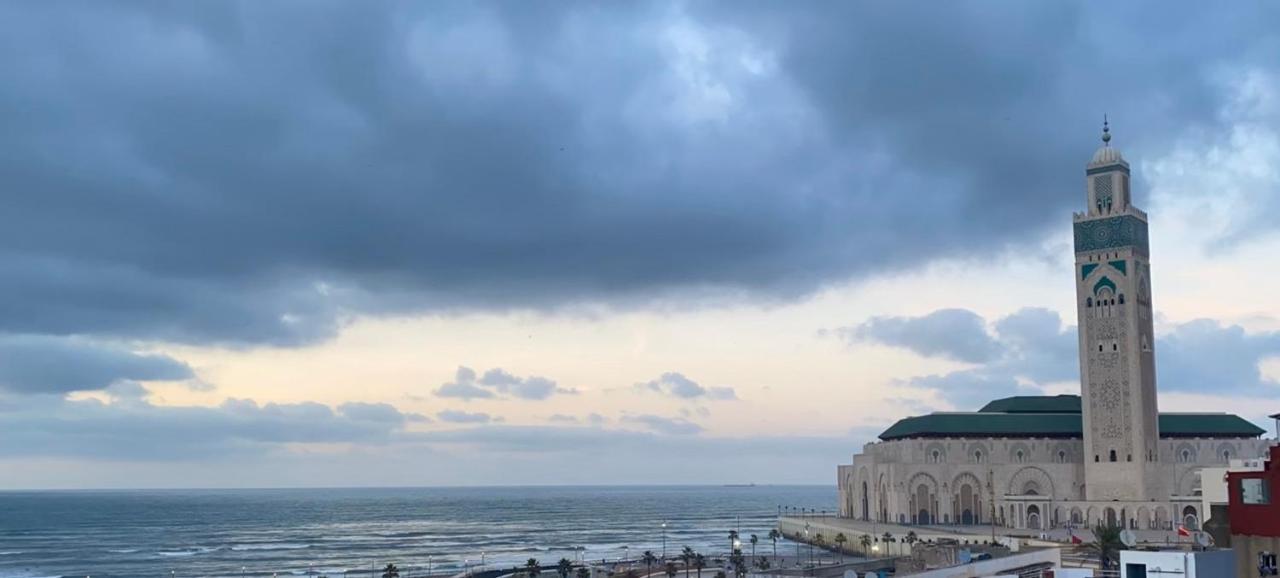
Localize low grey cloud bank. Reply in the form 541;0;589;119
0;335;193;395
0;394;423;460
850;308;1280;405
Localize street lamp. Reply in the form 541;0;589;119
661;522;668;559
428;555;433;576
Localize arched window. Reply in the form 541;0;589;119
1098;344;1104;352
931;450;941;463
1118;294;1125;304
1094;455;1100;462
973;450;983;463
1112;343;1118;351
1109;449;1117;462
1223;450;1231;462
1180;449;1191;463
1058;450;1067;463
1127;454;1132;462
1087;297;1093;307
1015;450;1025;463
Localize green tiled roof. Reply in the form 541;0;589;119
879;396;1265;440
979;395;1083;414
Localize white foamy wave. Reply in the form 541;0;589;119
107;548;138;553
156;546;217;557
0;552;23;555
231;543;311;551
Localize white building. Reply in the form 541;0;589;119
836;123;1271;531
1119;549;1234;578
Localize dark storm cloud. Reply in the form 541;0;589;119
2;2;1277;347
0;335;193;394
856;307;1280;405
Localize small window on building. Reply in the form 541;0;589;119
1112;343;1118;351
1087;297;1093;308
1258;552;1277;576
1180;449;1191;463
1094;455;1099;463
974;450;983;463
1118;294;1125;304
1127;454;1132;462
1244;478;1274;506
1109;450;1117;462
1058;450;1067;463
1016;450;1025;463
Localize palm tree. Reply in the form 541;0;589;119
642;551;657;577
664;562;677;578
881;533;893;556
729;551;746;578
693;553;706;578
382;564;400;578
859;534;872;555
1089;523;1124;570
728;530;739;554
834;533;847;563
749;534;758;560
681;547;695;578
558;558;573;578
527;558;541;578
904;531;918;554
768;529;780;561
814;534;825;565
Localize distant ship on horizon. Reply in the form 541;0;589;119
722;483;757;488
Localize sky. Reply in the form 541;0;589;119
2;1;1280;489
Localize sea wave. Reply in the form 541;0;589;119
155;546;217;557
231;543;312;551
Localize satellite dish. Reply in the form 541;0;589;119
1119;530;1137;548
1194;532;1212;547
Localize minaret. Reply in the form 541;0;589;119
1074;119;1162;501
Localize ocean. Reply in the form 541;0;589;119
0;485;835;578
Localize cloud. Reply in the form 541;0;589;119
436;409;499;424
843;308;999;363
855;307;1280;406
636;372;736;400
0;335;193;395
623;414;705;435
0;393;422;460
1157;319;1280;396
0;2;1276;350
434;366;576;401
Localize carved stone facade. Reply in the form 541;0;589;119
836;125;1273;530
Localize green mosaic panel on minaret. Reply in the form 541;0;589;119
1073;214;1149;253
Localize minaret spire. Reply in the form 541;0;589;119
1102;115;1111;146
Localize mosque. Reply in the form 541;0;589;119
836;123;1273;532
